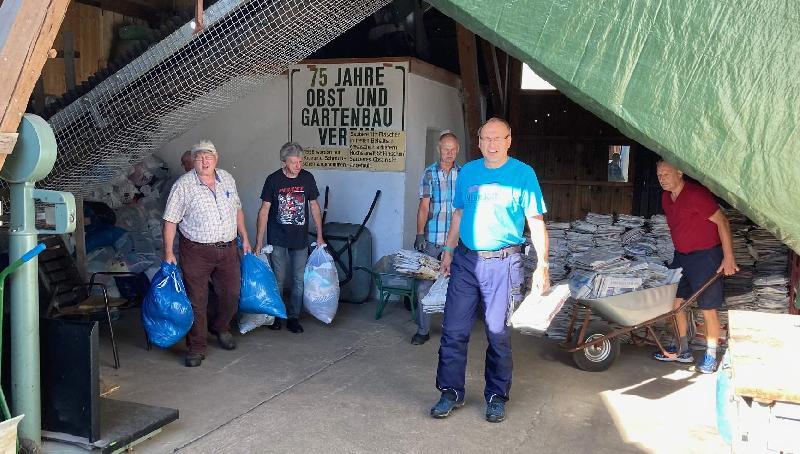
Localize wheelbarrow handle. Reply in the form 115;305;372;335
0;242;46;282
21;243;46;263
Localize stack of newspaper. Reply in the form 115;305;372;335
420;275;449;313
571;220;598;234
648;215;675;263
566;231;594;254
621;227;645;245
586;212;614;225
749;227;790;312
393;249;440;280
545;223;570;282
723;208;756;308
510;284;572;336
616;214;646;229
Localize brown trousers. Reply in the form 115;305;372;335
179;239;240;354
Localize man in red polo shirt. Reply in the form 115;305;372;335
653;160;738;373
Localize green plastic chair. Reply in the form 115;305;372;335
357;266;417;321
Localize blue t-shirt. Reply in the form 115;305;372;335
454;157;546;251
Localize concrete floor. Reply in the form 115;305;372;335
49;300;728;453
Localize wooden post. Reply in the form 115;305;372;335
480;38;504;118
456;23;482;160
508;57;523;133
194;0;205;33
74;196;88;281
63;31;76;91
0;0;71;172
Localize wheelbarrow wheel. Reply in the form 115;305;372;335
572;322;620;372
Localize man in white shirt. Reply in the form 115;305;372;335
163;140;252;367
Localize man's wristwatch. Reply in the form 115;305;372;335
442;245;455;254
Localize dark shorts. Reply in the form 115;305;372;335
669;245;724;310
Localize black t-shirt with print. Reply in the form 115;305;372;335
261;168;320;249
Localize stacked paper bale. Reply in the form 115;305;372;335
749;227;790;313
544;221;570;282
393;249;440;280
544;212;679;341
722;208;756;310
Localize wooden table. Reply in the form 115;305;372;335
727;310;800;452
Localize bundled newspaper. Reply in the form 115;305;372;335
510;284;572;336
393;249;440;280
748;227;790;312
420;275;449;313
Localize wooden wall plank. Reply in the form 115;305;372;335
510;90;639;221
40;3;147;97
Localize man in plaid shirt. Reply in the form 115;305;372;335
163;140;252;367
412;131;460;345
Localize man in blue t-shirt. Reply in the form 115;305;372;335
430;118;550;423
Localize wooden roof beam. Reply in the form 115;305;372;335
74;0;160;22
0;0;71;170
456;23;482;160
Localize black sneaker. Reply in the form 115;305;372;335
430;391;464;419
217;331;236;350
287;318;304;333
485;396;506;423
410;333;430;345
185;352;205;367
268;319;283;331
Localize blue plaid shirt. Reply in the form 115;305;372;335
419;162;460;246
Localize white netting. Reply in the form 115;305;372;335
4;0;390;196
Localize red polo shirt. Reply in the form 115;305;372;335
662;181;721;254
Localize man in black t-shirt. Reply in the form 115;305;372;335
255;142;324;333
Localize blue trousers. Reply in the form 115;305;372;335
270;246;308;319
435;247;524;402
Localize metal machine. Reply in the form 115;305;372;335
0;113;76;448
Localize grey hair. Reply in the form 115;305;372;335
279;141;304;162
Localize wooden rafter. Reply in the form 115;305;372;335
0;0;71;170
74;0;160;22
456;23;482;160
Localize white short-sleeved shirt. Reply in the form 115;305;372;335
163;169;242;243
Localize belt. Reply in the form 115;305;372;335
189;239;234;248
458;243;522;259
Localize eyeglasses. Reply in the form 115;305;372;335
194;156;215;162
479;135;509;144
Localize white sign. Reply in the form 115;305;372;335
289;61;408;171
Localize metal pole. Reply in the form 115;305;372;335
9;181;40;445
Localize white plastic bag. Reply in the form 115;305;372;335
238;313;275;334
302;245;340;324
420;275;449;313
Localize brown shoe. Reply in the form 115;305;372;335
217;331;236;350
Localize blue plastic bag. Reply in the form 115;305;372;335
142;261;194;348
240;253;287;318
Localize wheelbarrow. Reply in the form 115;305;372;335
561;272;723;372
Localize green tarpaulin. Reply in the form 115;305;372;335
430;0;800;253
